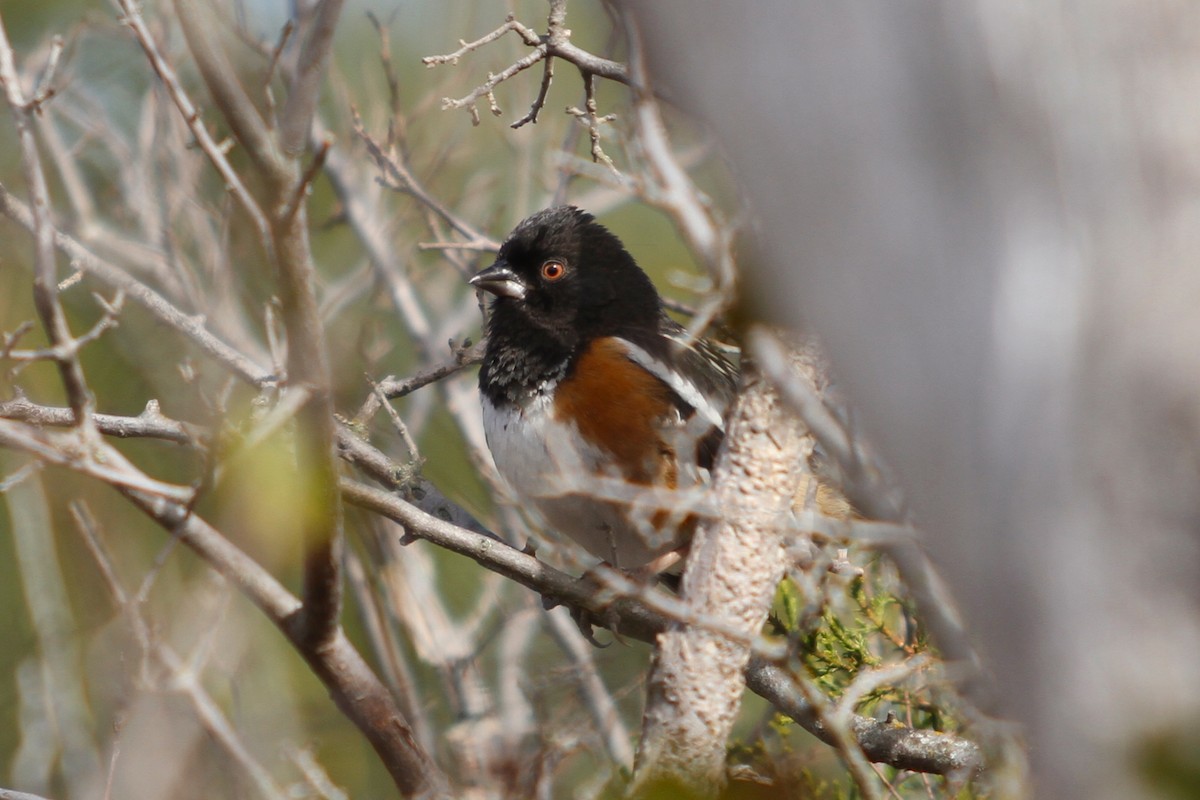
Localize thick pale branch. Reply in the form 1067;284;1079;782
511;54;554;129
171;0;286;181
0;393;982;778
166;0;346;645
635;339;811;795
340;479;983;778
278;0;346;155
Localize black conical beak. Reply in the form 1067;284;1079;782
469;260;526;300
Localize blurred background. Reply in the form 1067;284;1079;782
2;0;1199;798
637;2;1200;799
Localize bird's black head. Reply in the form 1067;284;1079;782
470;206;662;350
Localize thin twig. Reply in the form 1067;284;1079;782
0;13;95;424
422;2;628;127
0;183;273;386
511;54;554;129
0;397;196;445
370;379;422;464
314;121;435;341
116;0;275;261
351;339;484;427
340;477;984;778
566;71;617;171
0;420;193;502
280;136;331;223
262;19;294;91
623;11;737;334
793;672;885;800
29;34;64;111
8;290;123;360
352;111;496;246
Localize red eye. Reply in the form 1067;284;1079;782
540;260;566;281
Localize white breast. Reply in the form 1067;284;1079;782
481;391;562;498
481;393;687;569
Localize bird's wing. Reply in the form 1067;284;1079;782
609;321;738;430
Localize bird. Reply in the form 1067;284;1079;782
470;206;739;573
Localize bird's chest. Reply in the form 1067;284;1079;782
479;339;693;568
482;339;683;489
480;387;684;569
480;386;607;497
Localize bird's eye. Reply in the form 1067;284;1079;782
540;260;566;281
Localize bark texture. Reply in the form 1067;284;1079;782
634;335;819;796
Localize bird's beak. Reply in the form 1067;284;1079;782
469;260;526;300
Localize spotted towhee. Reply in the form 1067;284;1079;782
470;206;739;573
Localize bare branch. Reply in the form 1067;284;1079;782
623;11;737;333
0;420;193;502
0;13;95;423
0;787;58;800
262;20;294;95
422;15;534;67
29;34;63;110
316;122;435;341
350;339;484;427
73;508;292;800
352;112;497;248
422;2;628;127
277;0;345;155
566;71;617;170
635;336;812;795
0;376;983;782
116;485;450;798
370;379;421;465
3;291;123;363
279;136;331;224
510;55;554;129
0;413;451;797
743;660;984;780
116;0;274;258
162;0;348;646
341;478;983;779
0;183;273;385
170;0;286;181
0;397;195;445
544;607;635;770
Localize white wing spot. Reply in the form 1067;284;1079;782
612;338;724;427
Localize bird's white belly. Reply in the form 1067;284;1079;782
481;394;681;569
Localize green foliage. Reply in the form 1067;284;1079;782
1135;722;1200;800
752;549;985;798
